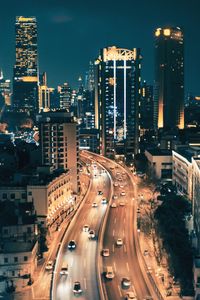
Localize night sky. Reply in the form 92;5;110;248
0;0;199;94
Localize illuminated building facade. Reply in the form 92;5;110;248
13;16;38;113
0;70;11;107
58;82;72;111
39;72;54;112
140;80;154;130
95;46;142;160
154;27;184;129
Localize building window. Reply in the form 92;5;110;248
4;258;8;263
28;191;32;196
24;256;28;262
2;193;7;199
14;257;18;263
11;193;15;199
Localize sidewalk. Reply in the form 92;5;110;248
135;175;182;300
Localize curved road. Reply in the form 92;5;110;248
53;160;112;300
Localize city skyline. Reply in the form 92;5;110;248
0;0;199;94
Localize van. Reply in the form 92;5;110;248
105;266;114;279
60;262;68;275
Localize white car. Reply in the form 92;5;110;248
102;249;110;257
92;202;98;207
122;277;131;287
45;260;53;271
111;203;117;208
114;182;118;187
113;194;118;199
121;191;126;196
88;230;95;239
119;202;125;206
83;224;90;232
116;238;123;246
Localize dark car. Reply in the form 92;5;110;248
68;240;76;250
73;281;82;294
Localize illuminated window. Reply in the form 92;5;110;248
164;29;171;36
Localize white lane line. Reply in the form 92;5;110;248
69;277;72;288
112;244;115;253
123;229;125;237
84;259;86;268
114;218;116;224
85;243;88;250
113;229;115;237
124;244;127;253
126;262;130;272
124;217;126;223
84;277;87;289
118;285;122;297
113;261;117;272
71;257;74;267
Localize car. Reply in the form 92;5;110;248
98;190;103;195
114;182;118;187
105;266;114;279
73;281;82;294
68;240;76;250
111;203;117;208
116;238;123;246
83;224;90;232
120;184;124;188
119;202;125;206
88;229;95;239
45;260;53;271
122;277;131;288
143;296;153;300
113;194;118;199
118;178;123;181
125;291;137;299
101;198;108;204
143;249;149;256
121;191;126;196
92;202;98;207
60;262;68;275
102;249;110;257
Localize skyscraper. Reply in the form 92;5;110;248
13;16;38;114
154;27;184;129
95;46;142;160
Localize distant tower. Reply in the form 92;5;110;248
95;46;142;160
13;16;39;114
58;82;72;111
154;27;184;129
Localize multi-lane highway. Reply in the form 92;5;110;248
52;160;112;300
52;151;160;300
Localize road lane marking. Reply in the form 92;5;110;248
114;218;116;224
84;259;86;268
124;217;126;223
126;262;130;272
118;285;122;297
124;244;127;253
113;229;115;237
84;277;87;289
113;261;117;272
112;244;115;253
71;257;74;267
123;229;125;237
69;277;72;288
85;243;88;249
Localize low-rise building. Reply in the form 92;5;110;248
0;167;72;227
172;147;200;200
0;202;38;279
145;149;172;179
193;157;200;253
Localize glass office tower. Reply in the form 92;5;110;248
95;46;142;160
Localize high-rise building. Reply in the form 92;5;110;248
58;82;72;111
13;16;38;114
140;80;154;130
154;27;184;130
0;70;11;107
95;46;142;160
36;112;80;193
38;72;54;112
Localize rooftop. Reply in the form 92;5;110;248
0;241;37;254
146;148;172;156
